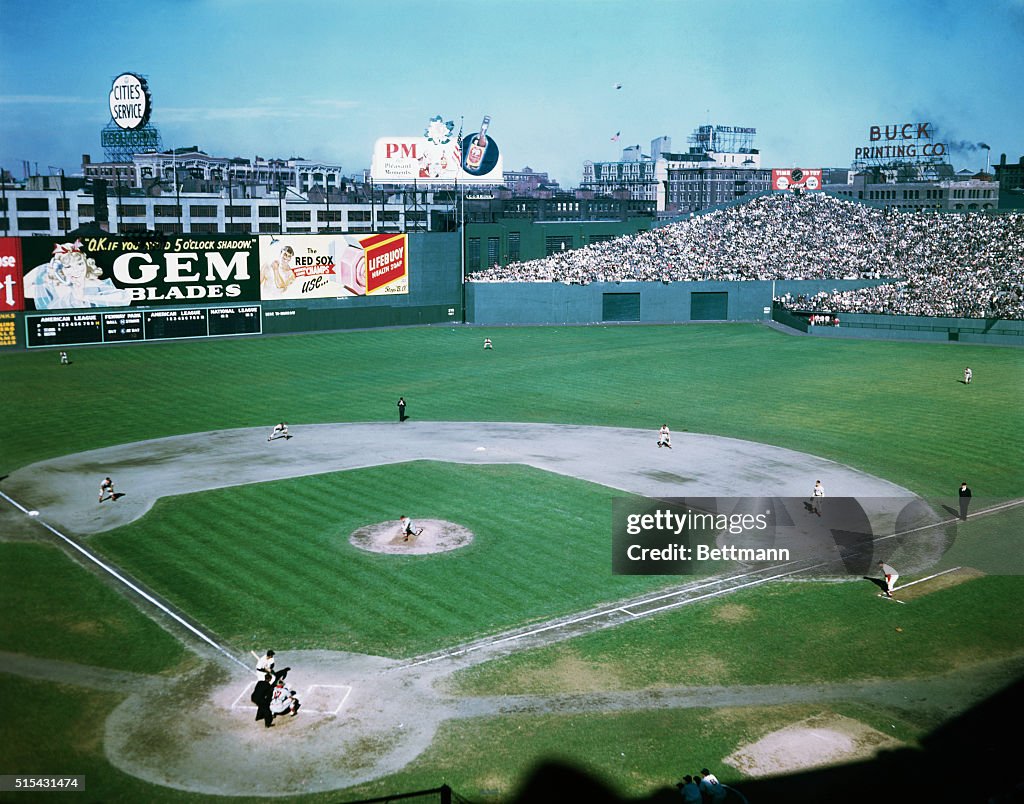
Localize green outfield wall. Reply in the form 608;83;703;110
261;232;462;334
464;280;888;325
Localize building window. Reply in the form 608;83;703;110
545;235;573;255
259;205;278;217
318;210;342;222
191;223;219;233
190;205;218;217
348;211;371;222
380;211;400;222
16;197;49;211
259;222;279;233
18;218;51;230
117;204;147;217
226;223;251;233
78;205;95;216
286;210;311;222
155;205;181;218
119;223;149;234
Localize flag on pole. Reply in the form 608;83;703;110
453;117;464;172
611;131;621;142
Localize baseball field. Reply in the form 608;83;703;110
1;322;1022;803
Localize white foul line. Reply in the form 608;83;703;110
0;489;251;674
894;566;962;592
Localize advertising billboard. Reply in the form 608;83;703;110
20;236;260;311
371;114;503;183
0;237;25;312
258;233;408;300
771;168;823;191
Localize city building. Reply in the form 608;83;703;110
583;127;771;214
581;143;659;204
82;148;347;199
502;166;560;196
825;166;999;211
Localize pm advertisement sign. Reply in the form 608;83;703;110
371;114;503;183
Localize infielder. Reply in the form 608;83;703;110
268;422;290;441
99;477;115;503
878;561;899;598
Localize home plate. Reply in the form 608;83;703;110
231;683;352;714
304;684;352;714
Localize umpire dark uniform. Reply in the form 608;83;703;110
251;673;275;728
958;482;972;520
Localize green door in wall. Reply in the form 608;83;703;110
690;291;728;320
602;293;641;321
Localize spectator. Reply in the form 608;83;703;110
466;193;1024;321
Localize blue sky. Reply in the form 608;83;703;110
1;0;1022;187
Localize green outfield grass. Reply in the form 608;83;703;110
2;325;1021;498
1;323;1021;802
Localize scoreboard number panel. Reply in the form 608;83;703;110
208;306;261;336
25;305;262;347
145;308;209;340
103;312;144;342
26;314;103;347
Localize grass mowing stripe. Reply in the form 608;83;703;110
89;463;670;657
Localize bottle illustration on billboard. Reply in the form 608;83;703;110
335;238;367;296
461;115;499;176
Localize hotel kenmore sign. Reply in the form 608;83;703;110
108;72;152;131
854;122;947;161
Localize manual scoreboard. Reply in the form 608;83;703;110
26;305;261;348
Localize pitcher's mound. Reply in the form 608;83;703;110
349;519;475;555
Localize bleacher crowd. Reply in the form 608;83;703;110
467;193;1024;319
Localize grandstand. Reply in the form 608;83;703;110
468;194;1024;321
